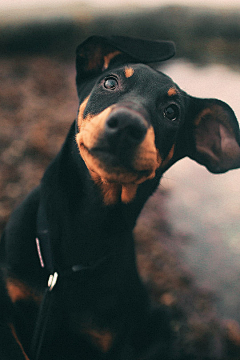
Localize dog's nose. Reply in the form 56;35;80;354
105;108;147;145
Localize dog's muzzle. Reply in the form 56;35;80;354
76;103;161;204
92;107;148;169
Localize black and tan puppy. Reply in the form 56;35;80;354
0;36;240;360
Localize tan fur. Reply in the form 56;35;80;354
167;87;177;97
6;278;41;304
161;144;175;168
103;51;121;70
76;107;112;152
85;328;115;353
121;183;138;203
90;172;121;205
8;323;30;360
77;95;90;130
134;126;162;174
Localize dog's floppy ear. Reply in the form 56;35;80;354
178;97;240;173
76;35;175;87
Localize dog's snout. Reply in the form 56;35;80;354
105;109;147;145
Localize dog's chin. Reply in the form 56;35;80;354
79;145;157;205
81;145;156;182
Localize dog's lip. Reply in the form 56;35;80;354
83;144;117;160
88;146;112;154
88;145;133;170
84;144;123;164
82;144;153;178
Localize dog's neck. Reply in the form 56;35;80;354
40;121;162;270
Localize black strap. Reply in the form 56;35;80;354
30;202;58;360
30;287;53;360
36;201;55;274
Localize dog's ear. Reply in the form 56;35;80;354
177;97;240;173
76;35;175;86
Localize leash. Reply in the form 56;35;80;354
30;200;108;360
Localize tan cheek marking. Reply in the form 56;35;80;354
8;323;30;360
135;126;162;174
124;66;134;78
103;51;121;70
168;87;177;97
6;278;41;304
85;329;115;353
76;107;112;153
77;95;90;130
161;144;175;168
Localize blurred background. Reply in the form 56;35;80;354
1;0;240;342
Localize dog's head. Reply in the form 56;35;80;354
75;36;240;205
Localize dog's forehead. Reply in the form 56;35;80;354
79;63;179;114
113;62;174;85
118;64;177;99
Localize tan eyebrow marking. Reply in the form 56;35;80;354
167;87;177;97
124;67;134;78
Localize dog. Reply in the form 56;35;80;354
0;35;240;360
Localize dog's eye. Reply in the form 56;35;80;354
163;104;179;121
104;77;118;90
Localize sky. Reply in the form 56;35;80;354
79;0;240;7
1;0;239;25
2;0;240;8
1;0;240;14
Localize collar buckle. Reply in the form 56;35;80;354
48;272;58;291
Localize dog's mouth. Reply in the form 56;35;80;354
78;141;161;205
90;141;155;171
